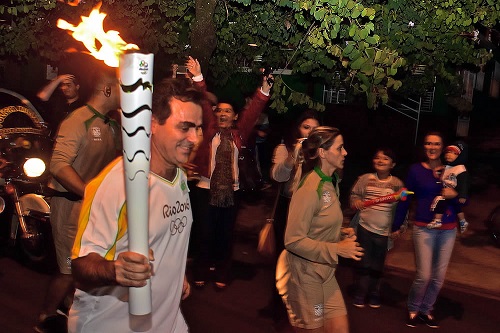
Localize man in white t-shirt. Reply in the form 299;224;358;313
68;78;204;333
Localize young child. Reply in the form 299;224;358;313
350;148;404;308
428;142;469;232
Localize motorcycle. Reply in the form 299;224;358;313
0;88;54;264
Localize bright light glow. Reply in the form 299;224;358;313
57;3;139;67
23;158;46;177
248;43;258;47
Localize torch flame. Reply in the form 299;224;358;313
57;3;139;67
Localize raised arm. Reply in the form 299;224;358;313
37;74;75;101
237;74;273;142
187;56;216;129
270;143;294;182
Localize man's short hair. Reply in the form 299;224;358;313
152;77;205;125
88;67;117;97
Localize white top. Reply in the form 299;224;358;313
442;164;466;189
271;142;304;198
69;158;191;333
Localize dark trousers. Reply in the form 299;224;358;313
193;188;240;284
354;224;389;299
187;182;203;259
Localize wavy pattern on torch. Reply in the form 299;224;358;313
126;169;147;181
120;78;153;93
122;104;151;119
122;126;151;138
122;148;150;181
124;149;150;163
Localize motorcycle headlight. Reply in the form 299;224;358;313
23;158;46;177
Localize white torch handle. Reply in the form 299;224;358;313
119;52;154;315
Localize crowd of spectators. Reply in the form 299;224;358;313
22;55;465;333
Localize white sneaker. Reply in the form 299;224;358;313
459;220;469;233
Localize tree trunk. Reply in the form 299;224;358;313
190;0;217;71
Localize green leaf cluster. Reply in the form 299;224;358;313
1;0;499;111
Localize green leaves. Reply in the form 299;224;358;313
314;8;327;20
1;0;498;111
350;56;366;70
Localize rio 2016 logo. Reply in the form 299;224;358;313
139;60;149;74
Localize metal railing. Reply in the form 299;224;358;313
323;86;347;104
383;87;435;145
384;95;423;145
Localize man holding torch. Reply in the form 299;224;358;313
68;78;204;333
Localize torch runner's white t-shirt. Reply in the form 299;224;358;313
69;157;192;333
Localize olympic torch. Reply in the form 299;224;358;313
57;4;152;315
119;53;153;315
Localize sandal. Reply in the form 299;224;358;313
194;281;205;288
214;282;227;290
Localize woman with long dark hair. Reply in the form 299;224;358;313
271;109;321;256
259;110;320;319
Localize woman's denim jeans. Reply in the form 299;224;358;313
407;225;456;315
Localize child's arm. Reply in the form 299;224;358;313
349;175;367;210
390;178;407;239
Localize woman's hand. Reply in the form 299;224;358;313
337;235;364;261
262;74;274;94
340;227;356;239
186;56;202;77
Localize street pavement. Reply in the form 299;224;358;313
385;183;500;301
2;110;500;332
235;179;500;302
181;183;500;333
1;183;499;333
